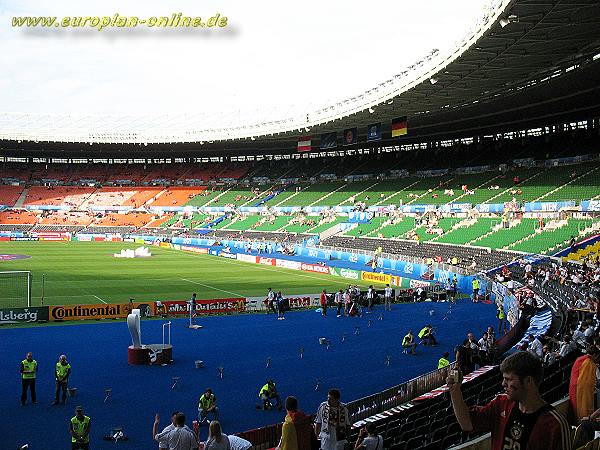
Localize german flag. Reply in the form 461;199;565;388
391;116;407;137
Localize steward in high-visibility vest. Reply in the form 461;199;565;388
418;325;438;346
472;279;480;302
438;352;450;369
198;388;219;423
402;331;417;355
20;351;37;405
54;355;71;405
258;380;281;410
70;406;91;448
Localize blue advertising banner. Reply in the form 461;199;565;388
366;123;381;142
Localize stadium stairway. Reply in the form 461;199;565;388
13;186;29;208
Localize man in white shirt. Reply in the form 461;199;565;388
228;435;252;450
383;284;393;311
527;334;543;358
153;412;198;450
572;326;587;348
366;286;375;312
315;389;349;450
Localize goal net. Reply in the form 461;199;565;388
0;271;32;308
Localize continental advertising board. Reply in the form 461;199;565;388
361;271;392;285
49;302;153;321
0;306;49;324
161;298;246;315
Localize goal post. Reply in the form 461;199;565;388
0;271;32;308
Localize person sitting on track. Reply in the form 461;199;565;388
198;388;219;425
402;330;417;355
258;380;282;411
418;324;437;346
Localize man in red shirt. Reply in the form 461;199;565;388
448;351;571;450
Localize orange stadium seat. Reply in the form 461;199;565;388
0;186;25;207
38;211;95;226
151;187;207;206
24;186;96;207
0;210;39;224
92;212;155;227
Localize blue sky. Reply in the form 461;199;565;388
0;0;489;117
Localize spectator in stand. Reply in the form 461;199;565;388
275;396;314;450
228;435;252;450
449;351;571;450
569;342;600;425
315;389;350;450
153;412;197;450
205;421;230;450
527;334;543;359
542;344;557;366
573;324;588;349
463;332;482;368
557;334;577;359
154;411;182;450
353;423;382;450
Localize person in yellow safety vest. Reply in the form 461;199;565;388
53;354;71;405
472;278;480;302
418;324;438;346
70;405;91;450
258;380;282;411
20;351;38;406
438;352;450;369
402;331;417;355
198;388;219;424
497;305;507;333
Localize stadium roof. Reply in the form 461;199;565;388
1;0;599;153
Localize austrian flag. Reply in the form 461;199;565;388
297;136;312;152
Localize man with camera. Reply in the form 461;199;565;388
354;423;382;450
448;351;571;450
315;389;349;450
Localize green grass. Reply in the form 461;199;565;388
0;241;374;307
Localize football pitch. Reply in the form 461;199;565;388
0;241;373;307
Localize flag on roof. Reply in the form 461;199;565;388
297;136;311;152
391;116;407;137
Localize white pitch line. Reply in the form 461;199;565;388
180;278;245;298
93;294;107;304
